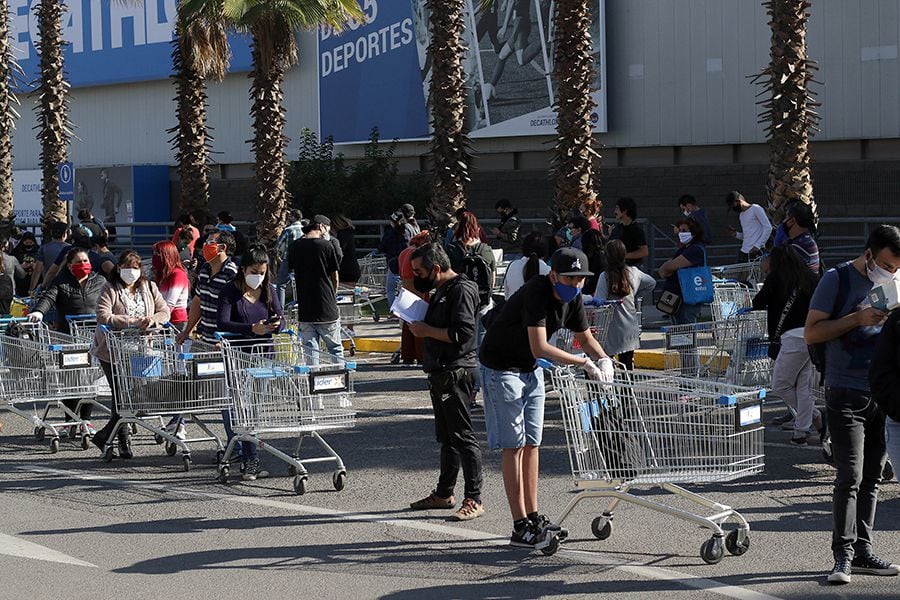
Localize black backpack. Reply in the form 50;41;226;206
808;263;851;384
460;243;492;308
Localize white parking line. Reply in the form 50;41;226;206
0;532;97;568
15;465;785;600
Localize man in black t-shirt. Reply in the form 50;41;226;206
288;215;343;361
609;197;649;267
407;243;485;522
480;247;613;549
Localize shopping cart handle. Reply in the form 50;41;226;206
214;331;239;340
65;313;97;322
0;317;28;324
733;307;754;316
536;358;554;369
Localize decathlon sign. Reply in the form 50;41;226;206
10;0;253;89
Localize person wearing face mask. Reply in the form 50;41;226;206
288;215;343;361
177;231;239;346
659;219;707;326
91;250;171;460
773;201;820;273
805;224;900;585
29;247;108;438
677;194;713;246
217;245;284;481
406;243;485;522
609;197;649;267
726;190;772;262
479;247;612;550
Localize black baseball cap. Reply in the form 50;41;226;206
550;247;593;277
311;215;331;226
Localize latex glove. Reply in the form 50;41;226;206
27;311;43;323
595;357;614;384
582;358;604;381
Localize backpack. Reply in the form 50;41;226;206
0;262;13;316
808;263;851;384
459;243;492;308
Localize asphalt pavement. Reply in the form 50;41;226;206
1;353;899;600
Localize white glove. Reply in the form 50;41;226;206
582;359;604;381
27;311;43;323
595;357;615;384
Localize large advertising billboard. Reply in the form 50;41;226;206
318;0;607;143
9;0;253;89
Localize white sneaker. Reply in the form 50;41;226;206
175;423;187;441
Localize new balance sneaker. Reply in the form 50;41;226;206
450;498;484;522
510;521;550;550
828;557;852;584
530;513;568;540
851;553;900;576
241;458;269;481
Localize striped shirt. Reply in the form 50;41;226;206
789;232;820;273
196;259;238;343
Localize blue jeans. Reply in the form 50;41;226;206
386;270;400;309
480;365;545;450
299;320;344;364
275;261;292;307
222;409;257;462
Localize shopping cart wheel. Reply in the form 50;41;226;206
154;434;164;445
349;346;356;357
49;438;60;454
165;442;178;457
540;533;561;556
372;313;381;323
591;517;613;540
725;530;750;556
182;456;191;472
293;475;308;495
333;470;347;491
81;435;91;451
700;536;725;565
34;427;45;441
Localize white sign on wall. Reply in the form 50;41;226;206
12;170;43;223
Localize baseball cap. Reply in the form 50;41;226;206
311;215;331;227
400;203;415;216
550;248;593;277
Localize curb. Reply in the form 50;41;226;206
345;337;400;353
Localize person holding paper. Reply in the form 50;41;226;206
406;243;485;523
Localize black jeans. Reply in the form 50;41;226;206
428;367;483;502
95;360;128;445
826;387;887;560
738;250;762;263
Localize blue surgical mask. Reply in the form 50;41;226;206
554;281;580;303
565;229;573;242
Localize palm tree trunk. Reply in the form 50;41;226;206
756;0;820;225
249;28;292;249
0;0;18;238
169;25;213;217
551;0;600;218
34;0;71;227
425;0;470;231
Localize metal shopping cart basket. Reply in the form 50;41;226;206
555;301;620;354
711;282;754;321
0;320;105;452
711;259;765;288
358;253;388;298
543;361;765;563
102;326;230;469
217;334;356;494
662;310;772;388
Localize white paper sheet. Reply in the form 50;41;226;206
390;288;428;323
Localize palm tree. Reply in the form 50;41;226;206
33;0;71;227
169;4;231;217
424;0;470;231
211;0;364;248
0;0;20;238
550;0;599;217
754;0;820;225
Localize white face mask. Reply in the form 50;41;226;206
682;210;691;217
678;231;693;245
866;255;897;285
120;268;141;285
245;273;265;290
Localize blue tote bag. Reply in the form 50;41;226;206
677;247;714;306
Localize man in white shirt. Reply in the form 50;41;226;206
726;191;772;262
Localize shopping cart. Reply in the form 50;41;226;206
0;320;105;452
217;334;356;494
336;292;361;356
358;253;388;297
543;361;765;563
102;326;229;470
290;273;381;325
711;259;764;288
555;301;620;354
711;282;754;321
662;311;771;388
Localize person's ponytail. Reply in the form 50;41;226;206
523;252;540;283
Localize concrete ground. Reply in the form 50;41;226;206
1;340;899;600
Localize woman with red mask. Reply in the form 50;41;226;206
152;240;190;331
28;247;108;437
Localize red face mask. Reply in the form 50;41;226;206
70;262;92;280
202;242;220;262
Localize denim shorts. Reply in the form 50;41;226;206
480;364;545;450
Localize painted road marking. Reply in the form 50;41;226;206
15;465;785;600
0;532;97;568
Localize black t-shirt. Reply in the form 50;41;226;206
289;237;340;322
480;275;590;371
422;275;479;373
610;222;647;266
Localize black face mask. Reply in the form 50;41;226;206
413;274;435;294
